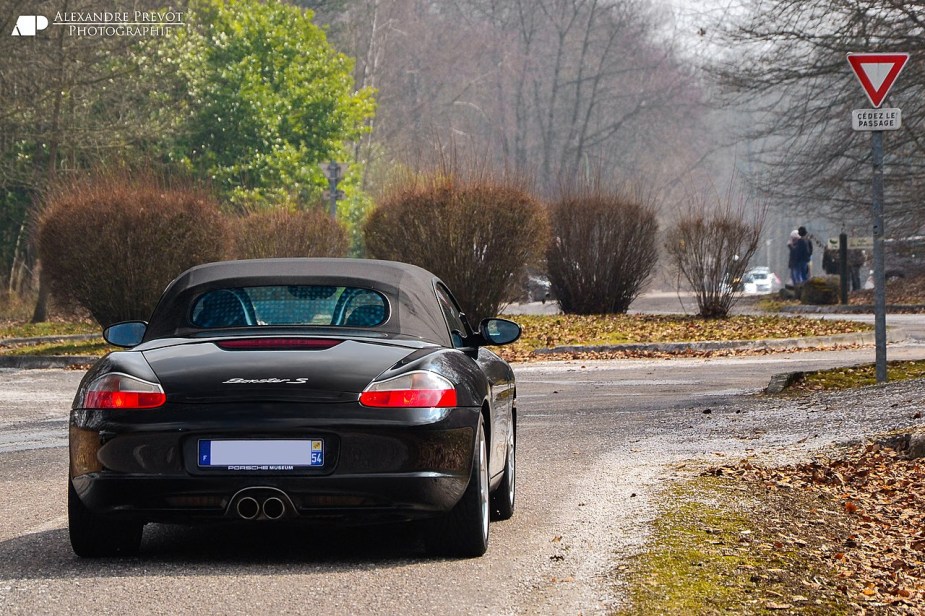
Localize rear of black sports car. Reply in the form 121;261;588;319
68;259;518;559
70;338;481;542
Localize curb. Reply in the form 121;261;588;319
0;355;99;369
765;371;805;394
532;328;907;356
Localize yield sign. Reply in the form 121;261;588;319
847;52;909;108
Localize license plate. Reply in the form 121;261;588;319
198;439;324;470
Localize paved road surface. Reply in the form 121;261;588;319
2;341;925;614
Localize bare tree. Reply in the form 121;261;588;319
312;0;713;198
0;0;176;316
709;0;925;230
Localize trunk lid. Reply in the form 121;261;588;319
142;338;422;404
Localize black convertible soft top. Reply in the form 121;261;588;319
143;258;454;346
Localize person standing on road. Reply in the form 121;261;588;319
822;246;838;275
798;226;813;282
788;230;804;285
848;248;866;291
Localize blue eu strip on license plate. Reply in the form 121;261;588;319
198;439;324;469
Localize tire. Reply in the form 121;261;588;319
68;481;143;557
427;416;489;558
490;418;515;521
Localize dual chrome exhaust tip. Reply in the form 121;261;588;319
232;491;290;520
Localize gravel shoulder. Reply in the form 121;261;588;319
511;357;925;613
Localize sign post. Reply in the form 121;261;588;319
839;233;848;305
870;127;888;383
320;162;348;220
847;52;909;383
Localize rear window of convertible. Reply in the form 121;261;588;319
190;286;389;329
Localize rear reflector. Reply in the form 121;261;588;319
217;338;342;351
359;371;458;408
83;373;166;409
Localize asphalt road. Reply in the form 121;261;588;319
2;339;925;614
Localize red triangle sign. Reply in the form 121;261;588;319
847;52;909;108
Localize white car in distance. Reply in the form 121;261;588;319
741;267;780;295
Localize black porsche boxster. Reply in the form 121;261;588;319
68;258;520;558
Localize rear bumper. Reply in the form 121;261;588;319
70;404;479;524
71;471;468;524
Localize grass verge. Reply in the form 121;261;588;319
788;361;925;392
619;435;925;614
1;339;113;356
615;476;851;615
0;320;98;339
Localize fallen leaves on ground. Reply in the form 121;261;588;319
496;314;869;363
709;438;925;610
0;311;874;364
851;274;925;307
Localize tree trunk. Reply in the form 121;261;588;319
30;0;68;323
30;263;49;323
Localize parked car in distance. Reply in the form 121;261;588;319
68;258;520;559
741;267;781;295
526;274;552;303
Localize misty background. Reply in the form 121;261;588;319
2;0;922;298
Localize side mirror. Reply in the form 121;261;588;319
478;318;521;346
103;321;148;348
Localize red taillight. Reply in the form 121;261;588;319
359;371;457;408
85;390;166;409
83;373;166;410
359;389;457;408
216;338;342;351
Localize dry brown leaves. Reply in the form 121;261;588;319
513;314;866;347
497;343;868;364
851;274;925;308
709;440;925;610
495;313;871;363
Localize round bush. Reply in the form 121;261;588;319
364;175;547;322
231;208;348;259
38;173;229;325
547;191;659;314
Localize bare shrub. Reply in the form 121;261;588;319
665;188;765;318
546;188;659;314
231;207;348;259
364;172;547;322
0;289;37;322
38;172;229;325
